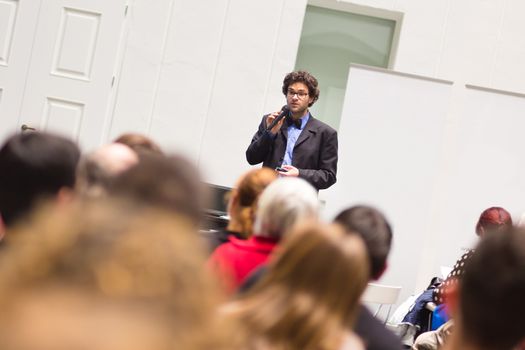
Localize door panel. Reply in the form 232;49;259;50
0;0;18;66
18;0;127;150
0;0;41;143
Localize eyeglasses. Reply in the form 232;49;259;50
287;90;309;99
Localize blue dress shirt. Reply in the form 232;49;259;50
282;113;310;166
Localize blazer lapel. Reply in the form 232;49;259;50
294;115;317;149
280;125;288;141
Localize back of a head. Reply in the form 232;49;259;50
76;143;138;197
109;153;204;226
0;132;80;227
114;133;163;155
459;227;525;349
334;205;392;280
229;224;369;350
229;168;278;237
0;199;231;350
253;177;319;239
475;206;513;237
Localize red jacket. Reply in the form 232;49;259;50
208;235;279;292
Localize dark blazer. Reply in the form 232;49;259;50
245;113;338;190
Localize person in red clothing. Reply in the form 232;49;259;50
208;177;319;292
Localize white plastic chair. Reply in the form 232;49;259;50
361;283;402;323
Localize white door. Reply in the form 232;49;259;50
0;0;42;143
18;0;128;150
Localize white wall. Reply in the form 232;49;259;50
322;64;525;302
321;65;454;303
108;0;525;186
349;0;525;93
110;0;308;186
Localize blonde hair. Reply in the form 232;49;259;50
224;223;369;350
0;199;232;350
228;168;278;238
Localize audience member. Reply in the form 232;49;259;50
222;223;369;350
412;206;513;349
334;206;403;350
0;199;232;350
114;132;163;155
0;132;80;232
442;226;525;350
206;168;278;251
433;206;512;305
75;143;138;198
208;177;319;291
108;153;205;227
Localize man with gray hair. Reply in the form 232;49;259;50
208;177;319;292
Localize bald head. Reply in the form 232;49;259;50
76;143;139;197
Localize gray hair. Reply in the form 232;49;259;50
253;177;319;239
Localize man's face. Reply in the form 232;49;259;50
286;82;314;118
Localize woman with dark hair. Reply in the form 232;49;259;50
433;206;513;305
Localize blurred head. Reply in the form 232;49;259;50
227;168;278;238
225;224;369;350
253;177;319;239
0;199;230;350
475;206;512;237
0;132;80;227
114;133;163;156
455;227;525;350
76;143;138;198
109;153;205;227
334;205;393;280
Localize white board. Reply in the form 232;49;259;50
321;64;454;303
430;85;525;274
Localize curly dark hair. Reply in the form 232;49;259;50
282;71;320;107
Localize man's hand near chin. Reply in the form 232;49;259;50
278;165;299;177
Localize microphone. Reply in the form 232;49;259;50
266;105;289;131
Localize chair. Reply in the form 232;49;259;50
361;283;402;323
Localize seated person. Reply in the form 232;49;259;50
433;206;512;305
0;199;232;350
75;143;138;198
242;205;403;350
206;168;277;251
114;132;163;156
334;206;403;350
222;223;370;350
0;132;80;238
443;226;525;350
208;177;319;292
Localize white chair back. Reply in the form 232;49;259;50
361;283;402;323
